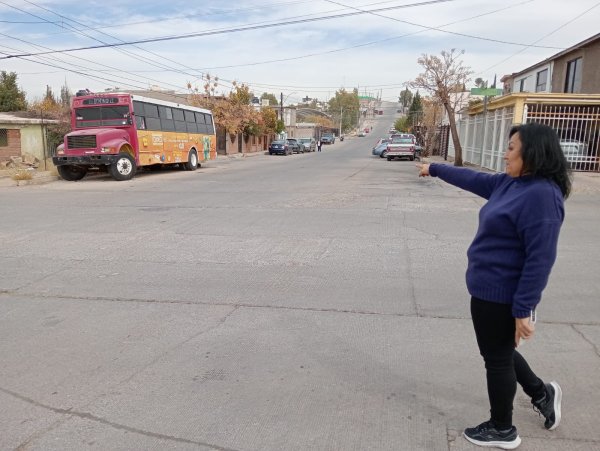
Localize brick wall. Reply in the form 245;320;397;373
0;128;21;160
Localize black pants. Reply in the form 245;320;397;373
470;297;546;429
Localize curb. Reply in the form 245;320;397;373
0;173;60;187
217;151;267;160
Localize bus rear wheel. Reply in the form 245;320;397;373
184;150;198;171
110;153;136;181
57;164;87;181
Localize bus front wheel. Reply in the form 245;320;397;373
184;150;198;171
57;165;87;181
110;153;136;181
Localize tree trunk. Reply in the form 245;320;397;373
443;102;463;166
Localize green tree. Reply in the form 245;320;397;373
275;119;285;134
394;116;410;133
408;91;423;127
260;92;278;106
474;77;488;89
399;88;413;109
0;71;27;111
328;88;359;133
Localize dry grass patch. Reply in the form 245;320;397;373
10;168;34;185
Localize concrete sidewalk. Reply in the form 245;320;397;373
0;152;265;187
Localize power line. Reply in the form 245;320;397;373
7;0;541;96
477;1;600;76
9;1;219;89
2;0;238;96
203;0;537;73
0;0;461;60
42;0;318;35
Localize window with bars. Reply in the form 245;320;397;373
0;129;7;147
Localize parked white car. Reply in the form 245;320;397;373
560;139;588;161
560;139;598;170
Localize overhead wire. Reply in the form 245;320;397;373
476;1;600;76
42;0;320;35
235;0;538;90
3;0;595;101
1;0;461;99
5;0;235;93
0;0;472;60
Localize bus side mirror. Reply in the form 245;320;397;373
126;113;133;125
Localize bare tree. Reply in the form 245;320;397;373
408;49;472;166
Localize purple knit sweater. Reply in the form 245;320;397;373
429;163;564;318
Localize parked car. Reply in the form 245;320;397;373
298;137;316;152
269;140;291;156
286;138;304;153
372;138;390;150
358;131;366;137
386;133;417;161
560;139;588;160
372;142;389;157
560;139;597;169
321;133;336;144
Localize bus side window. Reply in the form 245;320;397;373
146;117;160;131
144;103;159;118
187;121;198;133
159;106;174;131
133;101;145;116
205;114;214;133
136;115;146;130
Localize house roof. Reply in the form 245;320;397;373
506;32;600;79
0;112;59;125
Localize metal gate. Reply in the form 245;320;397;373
524;104;600;171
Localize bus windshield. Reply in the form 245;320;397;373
75;106;131;128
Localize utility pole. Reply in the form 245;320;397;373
280;92;283;120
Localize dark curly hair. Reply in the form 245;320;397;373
509;123;572;198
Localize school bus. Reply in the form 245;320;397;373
53;91;216;181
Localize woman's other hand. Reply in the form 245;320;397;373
515;316;535;347
417;163;430;177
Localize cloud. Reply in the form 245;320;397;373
1;0;599;102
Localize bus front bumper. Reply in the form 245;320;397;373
53;155;120;166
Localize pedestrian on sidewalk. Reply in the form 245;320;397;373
417;123;571;450
317;139;322;152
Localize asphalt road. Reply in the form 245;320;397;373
1;111;599;451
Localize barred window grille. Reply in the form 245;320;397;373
0;129;7;147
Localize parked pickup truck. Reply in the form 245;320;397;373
386;133;417;161
320;133;336;144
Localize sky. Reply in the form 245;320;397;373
1;0;599;105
